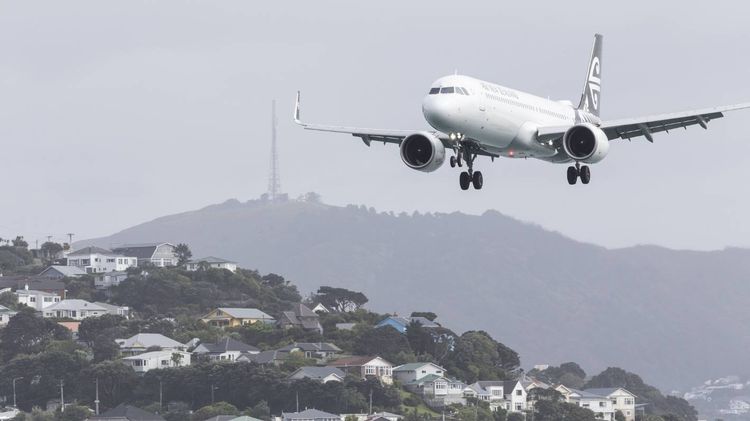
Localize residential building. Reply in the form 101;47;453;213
279;303;323;334
237;349;288;365
584;388;637;421
112;243;178;267
193;337;260;361
122;350;191;373
0;304;17;326
15;286;62;311
94;271;130;289
375;316;440;334
556;385;615;421
289;366;346;383
205;417;263;421
504;380;528;413
200;307;275;328
405;374;466;407
0;276;66;297
117;333;187;356
42;299;107;320
280;409;340;421
185;256;238;272
465;381;506;404
329;356;393;384
310;302;330;313
37;265;87;279
335;323;356;331
277;342;342;361
58;321;81;338
66;246;137;273
393;362;446;384
88;404;166;420
94;301;131;318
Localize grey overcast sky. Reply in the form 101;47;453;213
1;1;749;250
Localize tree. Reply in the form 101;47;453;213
171;352;184;366
410;312;438;321
12;236;29;248
56;404;91;421
175;243;192;266
615;411;626;421
0;310;71;360
191;402;239;421
506;414;524;421
40;242;63;262
315;286;368;312
245;401;271;420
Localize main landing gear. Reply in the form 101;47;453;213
567;162;591;185
454;146;483;190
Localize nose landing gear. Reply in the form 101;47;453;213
567;162;591;185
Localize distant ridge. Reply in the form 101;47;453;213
79;197;750;390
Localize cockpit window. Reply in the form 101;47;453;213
457;87;469;95
429;87;440;95
440;87;455;94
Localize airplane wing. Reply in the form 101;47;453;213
537;103;750;143
293;91;499;157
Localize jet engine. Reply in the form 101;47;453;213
400;132;446;172
562;123;610;163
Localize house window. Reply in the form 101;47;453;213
599;402;606;407
44;297;52;302
161;360;169;366
516;390;522;396
515;404;522;411
30;297;36;302
612;399;617;405
435;383;447;390
624;399;634;405
582;404;590;408
365;366;376;375
492;390;502;396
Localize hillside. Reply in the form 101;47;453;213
80;197;750;390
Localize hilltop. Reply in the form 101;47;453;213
80;197;750;390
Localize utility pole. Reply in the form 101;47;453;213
59;380;64;412
159;380;163;409
369;389;373;414
210;384;217;405
12;377;23;408
67;233;74;244
295;391;299;413
94;378;100;415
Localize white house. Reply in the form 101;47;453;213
556;385;615;420
38;265;87;279
94;271;130;289
93;301;130;318
66;246;137;273
289;366;346;383
0;304;17;326
112;243;179;267
393;362;447;384
329;356;393;384
584;388;637;421
185;256;238;272
465;381;506;403
279;409;340;421
16;286;62;311
193;337;259;361
277;342;342;361
405;374;466;407
504;380;528;413
122;350;191;373
117;333;187;356
42;299;107;320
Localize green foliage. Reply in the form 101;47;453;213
0;310;72;361
615;410;626;421
0;291;21;310
174;243;193;266
39;242;63;263
409;312;438;321
0;245;34;271
63;275;100;302
314;286;368;312
506;414;524;421
55;404;91;421
191;401;239;421
442;331;520;383
244;400;271;420
585;367;697;421
352;326;415;364
533;400;597;421
453;404;495;421
528;362;587;389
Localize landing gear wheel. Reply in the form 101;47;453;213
472;171;483;190
450;156;457;168
567;166;578;185
457;154;463;167
580;166;591;184
459;172;471;190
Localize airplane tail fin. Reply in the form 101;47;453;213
577;34;603;117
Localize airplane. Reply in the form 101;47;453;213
293;34;750;190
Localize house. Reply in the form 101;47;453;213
280;409;341;421
237;349;288;365
112;243;178;267
58;321;81;338
66;246;138;273
556;385;615;421
122;350;191;373
193;337;259;361
584;388;637;421
94;271;130;289
88;403;166;421
335;323;356;331
37;265;87;279
0;276;66;297
375;316;440;334
42;299;107;320
289;366;346;383
93;301;130;318
15;286;62;311
277;342;342;361
465;381;506;405
393;362;446;384
404;374;466;407
205;417;263;421
0;304;17;326
117;333;187;356
504;380;528;413
185;256;238;272
200;307;275;328
329;356;393;384
311;302;330;313
279;303;323;334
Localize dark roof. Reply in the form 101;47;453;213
112;245;159;259
278;342;342;353
198;337;259;353
0;276;66;292
282;409;340;420
187;256;236;264
243;350;288;364
280;304;322;331
291;366;346;380
68;246;118;256
91;404;166;421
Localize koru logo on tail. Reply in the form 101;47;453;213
586;56;601;112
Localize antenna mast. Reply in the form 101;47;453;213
267;100;281;200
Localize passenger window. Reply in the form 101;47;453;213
429;87;440;95
441;87;455;94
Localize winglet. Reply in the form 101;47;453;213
294;91;303;125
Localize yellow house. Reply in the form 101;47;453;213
200;307;275;328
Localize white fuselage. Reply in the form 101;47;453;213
422;75;598;163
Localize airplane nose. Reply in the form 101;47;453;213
422;96;456;132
